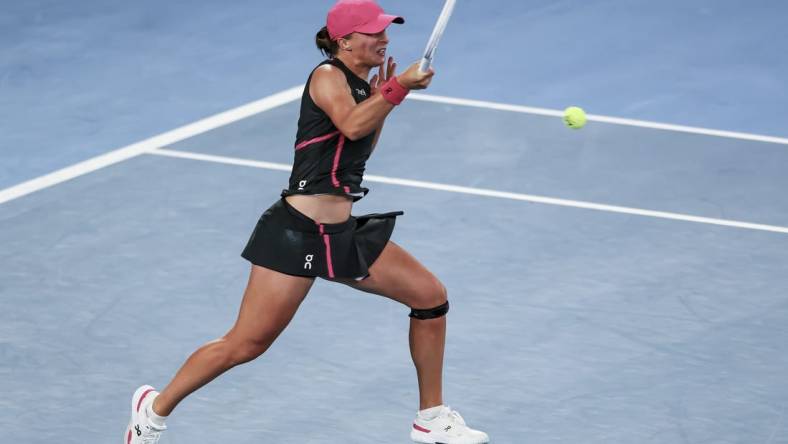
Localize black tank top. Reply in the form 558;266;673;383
281;58;375;202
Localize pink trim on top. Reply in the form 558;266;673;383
317;224;335;278
136;389;155;413
331;134;346;188
413;424;431;433
295;130;340;151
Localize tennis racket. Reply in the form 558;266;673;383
419;0;457;73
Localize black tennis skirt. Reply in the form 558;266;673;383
241;198;403;280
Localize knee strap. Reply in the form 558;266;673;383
409;301;449;320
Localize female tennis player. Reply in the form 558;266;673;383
125;1;488;443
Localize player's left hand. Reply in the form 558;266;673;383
369;56;397;95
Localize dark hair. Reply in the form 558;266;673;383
315;26;339;58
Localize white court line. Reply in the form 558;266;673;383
409;93;788;146
153;148;293;173
151;148;788;235
0;85;305;206
4;84;787;208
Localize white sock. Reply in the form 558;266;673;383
418;404;446;421
146;399;168;428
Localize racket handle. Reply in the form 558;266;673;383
419;57;432;73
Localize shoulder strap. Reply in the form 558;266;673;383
327;58;362;84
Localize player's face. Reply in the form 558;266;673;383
353;30;389;66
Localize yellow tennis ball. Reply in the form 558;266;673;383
563;106;587;129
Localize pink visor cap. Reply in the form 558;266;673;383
327;0;404;41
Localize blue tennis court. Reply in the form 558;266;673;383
2;2;788;443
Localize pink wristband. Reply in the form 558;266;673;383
380;76;409;105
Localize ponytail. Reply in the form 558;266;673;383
315;26;338;58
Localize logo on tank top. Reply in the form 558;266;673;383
298;180;307;190
355;88;367;97
304;254;314;270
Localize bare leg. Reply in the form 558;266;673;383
329;241;448;410
152;265;314;416
409;313;446;410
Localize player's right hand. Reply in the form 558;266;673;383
397;62;435;90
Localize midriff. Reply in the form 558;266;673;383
284;194;352;224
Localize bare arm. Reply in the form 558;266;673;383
366;57;396;151
310;58;433;141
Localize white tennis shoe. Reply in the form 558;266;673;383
411;406;489;444
124;385;167;444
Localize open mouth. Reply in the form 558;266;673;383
376;47;386;56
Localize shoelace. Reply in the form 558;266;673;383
447;407;467;426
138;422;166;444
140;428;162;444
